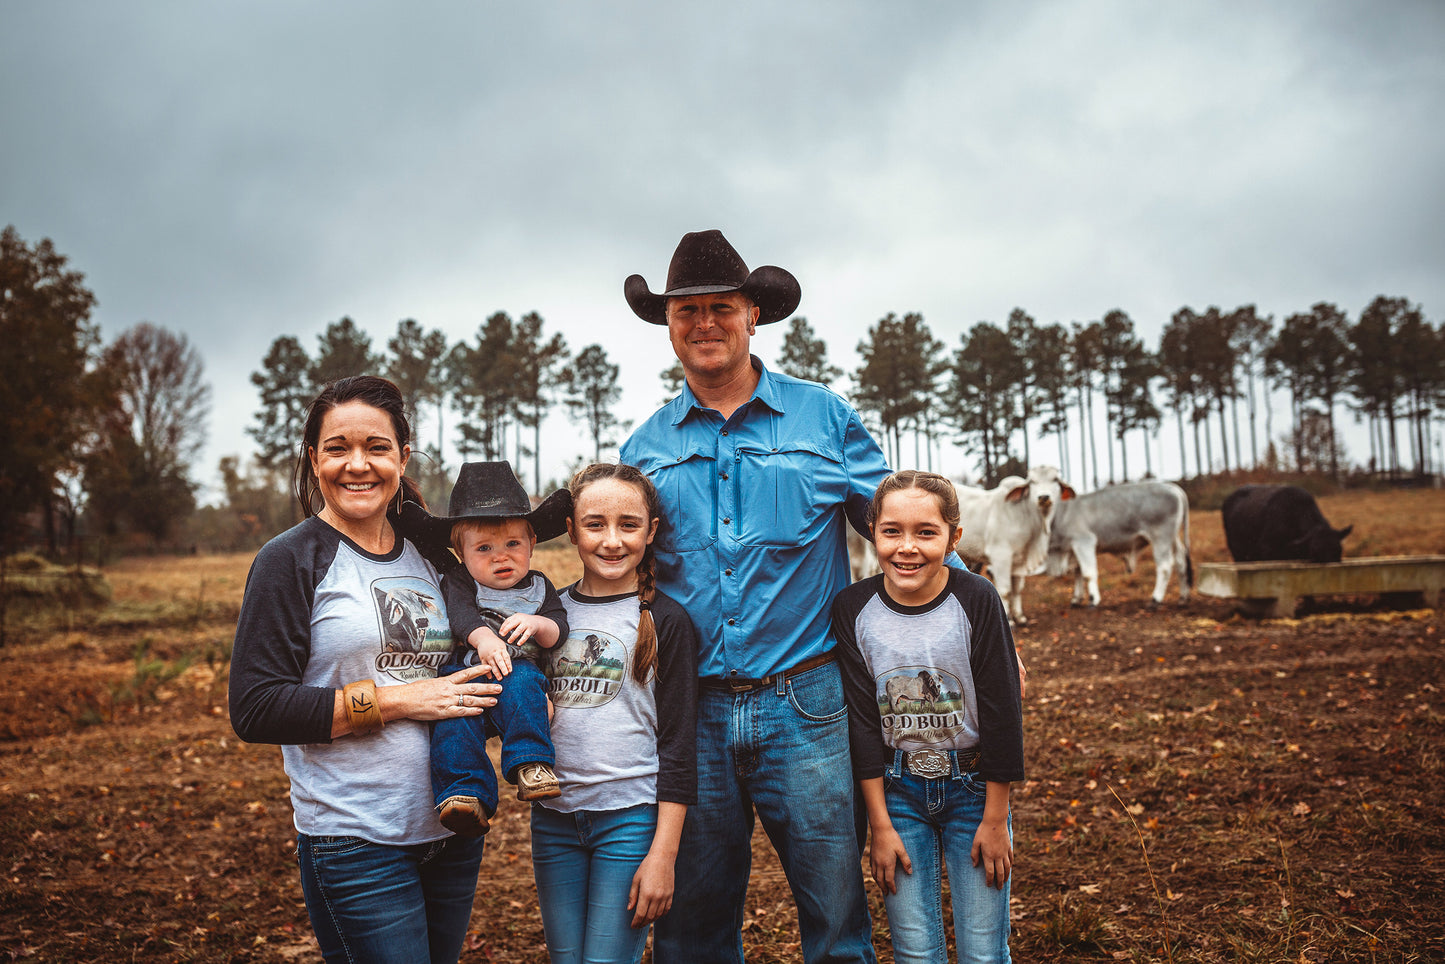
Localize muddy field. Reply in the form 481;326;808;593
1;489;1443;962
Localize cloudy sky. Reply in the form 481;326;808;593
4;1;1443;497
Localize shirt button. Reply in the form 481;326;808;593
721;430;729;436
727;618;736;626
723;518;731;525
725;569;733;576
720;472;729;480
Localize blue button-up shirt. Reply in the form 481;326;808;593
621;357;890;680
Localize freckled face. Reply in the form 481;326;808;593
873;488;960;606
666;292;758;382
567;478;658;595
457;519;535;590
309;400;409;531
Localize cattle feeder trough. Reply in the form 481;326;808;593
1197;555;1445;618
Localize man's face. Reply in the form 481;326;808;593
666;292;759;381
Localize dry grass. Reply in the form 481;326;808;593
0;488;1442;962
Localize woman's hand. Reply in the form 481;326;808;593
385;663;502;723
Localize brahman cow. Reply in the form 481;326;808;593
1045;480;1193;608
1222;485;1352;563
884;669;944;714
373;586;441;653
955;465;1075;624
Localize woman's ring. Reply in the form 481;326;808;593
457;694;465;707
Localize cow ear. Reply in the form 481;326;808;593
1060;484;1076;500
1005;484;1030;503
1337;524;1353;540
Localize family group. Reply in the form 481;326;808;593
229;230;1026;964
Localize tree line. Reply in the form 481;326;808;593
4;223;1441;565
845;300;1440;488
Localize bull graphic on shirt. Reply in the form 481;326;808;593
370;577;453;683
374;586;441;653
546;631;625;709
876;666;968;745
885;669;944;714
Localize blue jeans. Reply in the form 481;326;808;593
653;661;875;964
431;658;553;809
296;832;485;964
530;803;659;964
882;751;1011;964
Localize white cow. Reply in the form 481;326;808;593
1044;480;1193;608
955;465;1075;625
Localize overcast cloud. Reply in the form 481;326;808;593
4;1;1442;493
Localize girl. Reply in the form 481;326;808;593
532;463;699;964
832;470;1026;964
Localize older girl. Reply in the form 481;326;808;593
833;470;1025;964
532;463;698;964
230;375;502;964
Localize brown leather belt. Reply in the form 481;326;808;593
700;651;837;694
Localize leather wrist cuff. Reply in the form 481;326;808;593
343;680;383;736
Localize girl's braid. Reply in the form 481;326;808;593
633;540;659;685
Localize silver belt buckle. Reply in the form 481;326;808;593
904;749;950;779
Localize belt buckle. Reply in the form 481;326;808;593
904;749;950;779
726;678;758;694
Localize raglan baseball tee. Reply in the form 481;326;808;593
230;517;456;844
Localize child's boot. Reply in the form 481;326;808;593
515;763;561;801
438;795;490;837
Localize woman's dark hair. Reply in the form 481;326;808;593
568;462;662;685
293;374;422;518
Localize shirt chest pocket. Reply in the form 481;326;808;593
734;443;842;548
651;453;718;553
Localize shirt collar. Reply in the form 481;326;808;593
672;355;787;425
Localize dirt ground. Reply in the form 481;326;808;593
1;490;1443;962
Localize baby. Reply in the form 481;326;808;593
427;460;572;837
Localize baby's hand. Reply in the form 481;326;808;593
468;626;512;679
499;613;551;649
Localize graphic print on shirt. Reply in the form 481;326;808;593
371;576;453;682
877;666;968;744
545;630;627;708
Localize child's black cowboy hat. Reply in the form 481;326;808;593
399;461;572;560
624;229;801;326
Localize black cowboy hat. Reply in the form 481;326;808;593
624;229;801;326
399;461;572;558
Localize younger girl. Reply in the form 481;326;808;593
532;463;698;964
833;470;1025;964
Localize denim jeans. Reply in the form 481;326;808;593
653;661;875;964
296;832;485;964
432;658;552;808
530;803;659;964
882;750;1011;964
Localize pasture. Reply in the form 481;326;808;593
0;488;1442;962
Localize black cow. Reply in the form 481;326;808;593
1222;485;1352;563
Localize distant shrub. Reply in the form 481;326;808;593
2;554;112;613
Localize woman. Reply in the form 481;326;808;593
230;374;502;964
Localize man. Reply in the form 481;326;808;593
620;230;882;963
